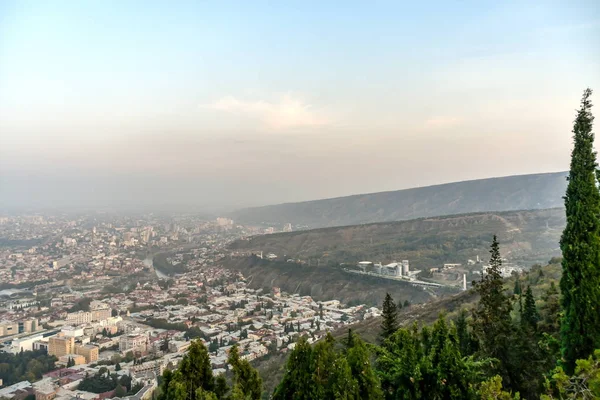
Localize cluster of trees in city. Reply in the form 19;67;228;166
0;349;57;386
68;297;92;312
78;368;143;395
155;89;599;399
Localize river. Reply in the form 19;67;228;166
142;255;169;280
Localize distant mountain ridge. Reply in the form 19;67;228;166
230;172;568;228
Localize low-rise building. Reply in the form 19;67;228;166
119;334;148;353
74;344;99;363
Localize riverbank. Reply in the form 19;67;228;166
141;255;169;280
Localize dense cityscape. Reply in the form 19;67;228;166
2;1;600;398
0;214;377;400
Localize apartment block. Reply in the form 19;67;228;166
48;335;74;358
119;333;148;353
75;344;99;363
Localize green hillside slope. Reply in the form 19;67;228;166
230;208;565;270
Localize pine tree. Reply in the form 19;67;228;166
560;88;600;373
273;336;315;400
228;345;262;399
345;328;355;349
380;293;398;340
456;308;473;357
539;281;560;337
346;333;383;399
522;286;539;330
311;333;358;399
472;236;518;390
214;374;228;399
513;279;522;296
176;340;215;396
115;363;121;371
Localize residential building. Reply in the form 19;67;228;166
65;311;91;325
48;335;74;358
58;354;86;366
119;334;148;353
75;344;99;363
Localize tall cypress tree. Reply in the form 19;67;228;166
471;236;517;390
560;88;600;373
513;279;522;296
380;293;399;340
521;285;539;331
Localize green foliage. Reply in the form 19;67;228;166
478;376;520;400
541;349;600;399
380;293;399;340
115;385;127;398
513;279;522;296
145;318;188;332
0;350;57;385
455;309;476;357
377;315;490;400
521;285;540;330
78;371;119;393
273;337;315;400
177;340;215;395
273;333;378;400
471;236;518;390
228;345;262;399
560;88;600;373
539;281;561;337
346;332;383;400
158;340;262;400
69;297;92;312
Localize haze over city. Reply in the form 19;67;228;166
1;1;599;211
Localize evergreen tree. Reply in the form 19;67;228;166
455;309;474;357
513;279;522;296
161;336;170;352
311;334;358;399
115;384;127;398
560;88;600;373
115;363;121;371
377;315;487;400
539;281;560;337
273;337;315;400
214;374;228;399
522;285;539;330
228;345;262;399
345;328;355;349
176;340;215;397
346;332;383;399
471;236;518;391
380;293;399;340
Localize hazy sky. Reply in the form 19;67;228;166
1;1;599;212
